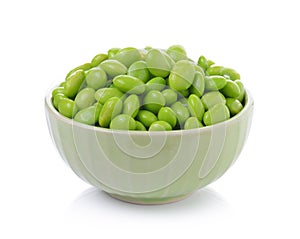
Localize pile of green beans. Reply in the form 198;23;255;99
52;45;245;131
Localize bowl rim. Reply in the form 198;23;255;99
45;86;254;136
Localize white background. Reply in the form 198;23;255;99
1;0;299;238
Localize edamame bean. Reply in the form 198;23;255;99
53;93;66;109
206;65;224;76
95;88;124;104
146;77;166;91
187;94;205;121
169;60;195;91
162;89;178;106
113;75;146;94
190;71;205;97
166;45;188;62
171;101;190;126
65;63;92;80
100;60;127;77
184;117;203;129
222;67;240;80
91;53;108;67
146;48;174;77
201;91;226;110
128;60;151;83
64;70;86;98
74;104;101;125
123;94;140;118
204;75;227;91
235;80;245;102
112;47;142;67
143;90;166;114
52;87;64;97
75;87;96;110
203;103;230;126
226;98;243;115
158;107;177;128
149;121;172;131
220;80;240;98
197;55;208;71
136;110;158;128
98;97;123;127
86;68;107;90
135;121;147;131
110;114;136;130
107;48;120;58
58;98;78;118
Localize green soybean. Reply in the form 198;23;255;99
98;97;123;127
197;55;208;71
100;60;127;77
222;67;240;80
206;65;224;76
112;47;142;67
205;75;227;91
166;45;188;62
201;91;226;110
123;94;140;118
113;75;146;94
146;77;166;91
171;101;190;126
58;98;78;118
203;103;230;126
149;121;172;131
110;114;136;130
184;117;203;129
235;80;245;102
146;48;174;77
220;80;241;98
52;87;64;97
143;90;166;114
190;71;205;97
91;53;108;67
86;68;107;90
136;110;158;128
107;48;120;58
53;93;66;109
74;104;101;125
75;87;96;110
187;94;205;121
168;60;195;91
95;88;124;104
158;107;177;128
64;70;86;98
162;89;178;106
65;63;92;80
226;98;243;115
128;60;151;83
135;121;147;131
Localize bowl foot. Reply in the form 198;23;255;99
106;192;192;205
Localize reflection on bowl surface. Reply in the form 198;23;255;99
45;88;253;204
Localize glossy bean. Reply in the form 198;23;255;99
206;65;224;76
113;75;146;94
53;93;66;109
158;107;177;128
146;48;174;77
149;121;172;131
112;47;142;67
58;98;78;118
168;60;195;91
187;94;205;121
162;89;178;106
220;80;241;98
197;55;208;71
190;71;205;97
74;104;101;125
65;63;92;80
201;91;226;110
205;75;227;91
128;60;151;83
143;90;166;114
203;103;230;126
146;77;166;92
98;97;123;127
52;87;64;97
166;45;188;62
135;121;147;131
100;60;127;77
171;101;190;126
222;67;240;80
75;87;96;110
86;68;107;90
123;94;140;118
184;117;203;129
95;88;124;104
226;98;243;115
235;80;245;102
110;114;136;130
64;70;86;98
136;110;158;128
107;48;120;58
91;53;108;67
